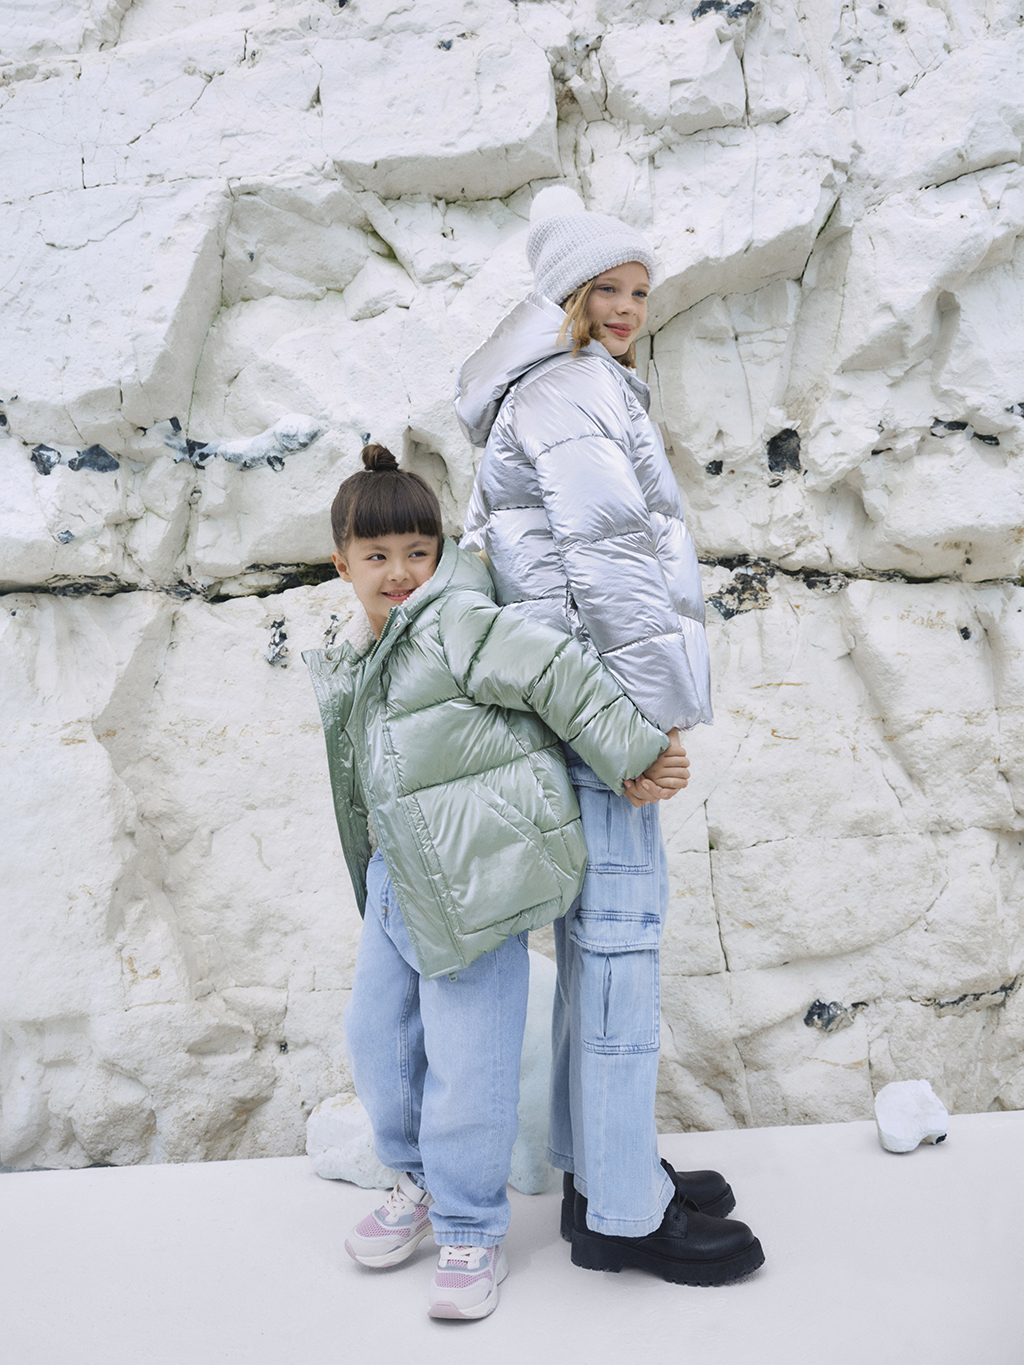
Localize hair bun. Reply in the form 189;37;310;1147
361;443;400;472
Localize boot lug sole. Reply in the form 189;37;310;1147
570;1230;765;1286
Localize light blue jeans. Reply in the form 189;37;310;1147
345;851;529;1247
548;750;675;1237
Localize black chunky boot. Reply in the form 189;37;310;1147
560;1159;735;1243
570;1187;764;1286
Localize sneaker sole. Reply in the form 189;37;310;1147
570;1229;765;1286
427;1254;508;1319
560;1185;737;1243
345;1221;435;1268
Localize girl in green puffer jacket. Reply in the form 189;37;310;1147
303;444;685;1321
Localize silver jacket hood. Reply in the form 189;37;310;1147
456;292;712;734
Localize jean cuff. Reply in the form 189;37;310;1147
583;1168;674;1237
546;1146;574;1175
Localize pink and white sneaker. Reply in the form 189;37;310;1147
427;1243;508;1319
345;1173;434;1268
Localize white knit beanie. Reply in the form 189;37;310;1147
526;186;657;305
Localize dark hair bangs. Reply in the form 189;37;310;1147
348;478;442;546
331;447;443;553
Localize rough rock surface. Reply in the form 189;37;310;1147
2;0;1023;1171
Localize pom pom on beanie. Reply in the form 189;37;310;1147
526;186;657;305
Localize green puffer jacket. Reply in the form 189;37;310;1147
303;537;667;980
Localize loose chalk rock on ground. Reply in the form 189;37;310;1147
875;1080;949;1154
305;1095;397;1190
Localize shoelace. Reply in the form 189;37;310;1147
441;1245;476;1265
381;1182;417;1218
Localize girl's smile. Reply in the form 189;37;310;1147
333;532;439;638
585;261;650;358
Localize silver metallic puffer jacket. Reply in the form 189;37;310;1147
456;292;712;733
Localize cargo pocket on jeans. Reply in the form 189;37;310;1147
577;945;661;1055
574;785;657;874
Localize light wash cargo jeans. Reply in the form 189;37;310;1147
548;749;675;1237
345;850;529;1247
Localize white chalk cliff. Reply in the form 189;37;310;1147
1;0;1022;1170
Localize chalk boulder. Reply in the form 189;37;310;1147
874;1079;949;1154
306;1094;398;1189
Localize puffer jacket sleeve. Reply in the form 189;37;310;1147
518;366;706;732
438;591;667;794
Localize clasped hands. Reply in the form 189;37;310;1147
623;728;689;809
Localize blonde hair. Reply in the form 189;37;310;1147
557;278;638;369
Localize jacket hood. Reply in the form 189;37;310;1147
454;291;650;448
391;534;494;624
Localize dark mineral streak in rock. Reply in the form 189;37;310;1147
50;575;123;597
265;619;289;668
914;977;1020;1018
324;614;342;648
804;572;849;594
930;418;969;437
30;442;119;473
155;417;210;466
766;428;801;474
30;444;62;475
708;560;775;619
68;445;119;472
250;563;336;593
804;999;867;1033
693;0;755;15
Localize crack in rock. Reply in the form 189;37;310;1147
913;977;1021;1018
930;418;1003;446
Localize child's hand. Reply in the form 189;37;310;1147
623;729;689;806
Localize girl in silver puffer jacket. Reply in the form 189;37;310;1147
455;189;764;1288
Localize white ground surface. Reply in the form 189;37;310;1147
3;1112;1022;1365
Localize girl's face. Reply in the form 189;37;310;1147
585;262;650;357
333;532;438;638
